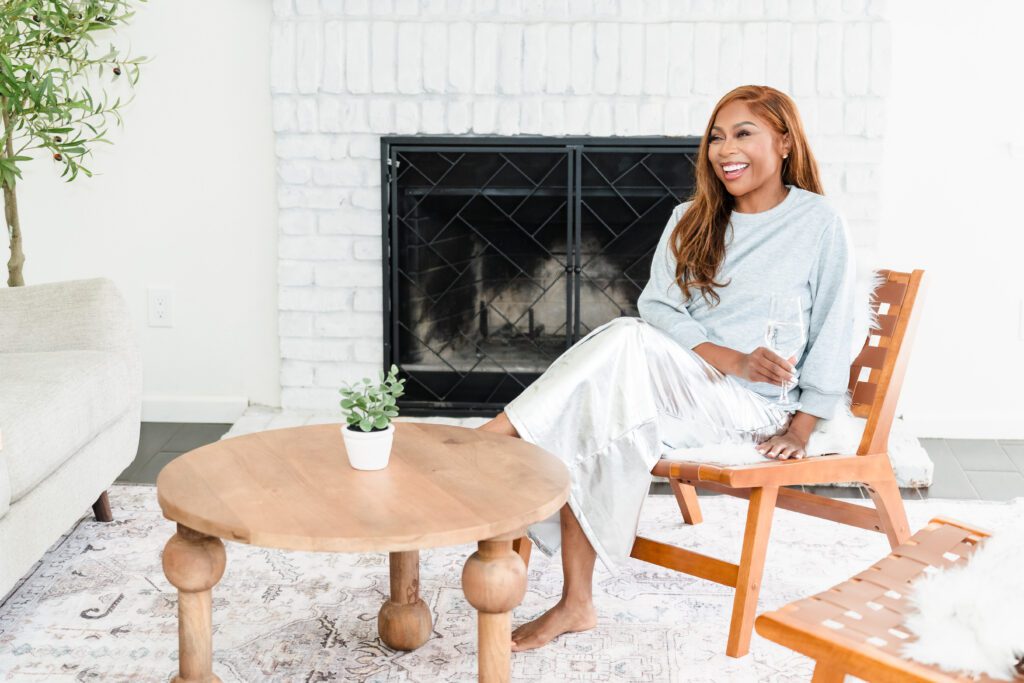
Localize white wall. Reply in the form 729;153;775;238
1;1;279;422
880;0;1024;438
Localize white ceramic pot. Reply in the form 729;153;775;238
340;422;395;470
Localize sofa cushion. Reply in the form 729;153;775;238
0;350;132;505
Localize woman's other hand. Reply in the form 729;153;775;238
755;431;807;459
734;347;796;386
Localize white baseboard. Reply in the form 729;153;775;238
900;414;1024;440
142;396;249;423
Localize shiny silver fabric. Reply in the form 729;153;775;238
503;316;794;575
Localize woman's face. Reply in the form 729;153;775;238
707;100;790;196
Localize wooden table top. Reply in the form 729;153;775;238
156;422;570;553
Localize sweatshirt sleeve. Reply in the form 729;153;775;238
637;204;711;350
796;214;858;419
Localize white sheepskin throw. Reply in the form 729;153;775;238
901;521;1024;680
663;262;912;466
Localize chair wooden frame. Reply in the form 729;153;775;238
513;268;928;659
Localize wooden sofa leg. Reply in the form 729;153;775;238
512;536;532;568
864;477;910;548
92;491;113;522
669;479;703;525
727;485;779;658
811;661;846;682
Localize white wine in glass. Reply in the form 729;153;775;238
764;293;806;408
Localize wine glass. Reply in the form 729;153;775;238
764;293;806;408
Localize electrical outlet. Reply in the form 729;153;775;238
148;287;173;327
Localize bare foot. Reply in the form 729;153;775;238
510;599;597;651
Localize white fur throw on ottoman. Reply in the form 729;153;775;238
661;263;934;488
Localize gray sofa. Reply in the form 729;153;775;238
0;278;142;599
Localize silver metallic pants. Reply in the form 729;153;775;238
503;316;793;575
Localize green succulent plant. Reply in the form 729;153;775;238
339;363;404;432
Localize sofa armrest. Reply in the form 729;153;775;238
0;278;142;393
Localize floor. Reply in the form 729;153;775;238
120;423;1024;501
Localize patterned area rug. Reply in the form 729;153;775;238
1;485;1019;682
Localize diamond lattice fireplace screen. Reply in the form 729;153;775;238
381;135;699;415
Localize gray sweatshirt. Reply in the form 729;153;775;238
637;184;857;419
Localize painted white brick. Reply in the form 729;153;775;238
667;23;694;96
281;386;347;411
764;0;788;18
546;24;570;94
736;0;766;19
279;185;347;209
637;0;667;20
693;23;720;95
664;99;688;135
353;288;384;311
765;22;791;92
346;0;370;13
844;99;866;136
498;24;524;95
717;25;744;94
348;135;381;159
281;360;315;386
568;0;592;13
523;0;545;16
819;98;844;135
594;23;618;95
279;260;315;286
592;0;617;16
741;23;767;86
790;0;815;20
368;100;395;132
315;263;382;287
316;311;382;338
272;97;298;132
638;102;664;134
351;187;381;210
614;102;638;136
689;99;713;133
281;235;354;260
867;0;885;17
448;100;471;133
274;0;294;17
816;23;842;97
523;25;546;94
280;339;352;362
330;136;349;159
322;0;344;13
791;23;817;97
277;134;333;160
312;160;364;186
323;21;345;93
448;22;473;93
394;0;419;14
544;0;570;18
320;207;382;235
319;96;365;133
870;22;890;97
395;101;418;134
353;237;382;260
371;22;396;93
520;99;542;133
313;362;353;388
570;23;593;95
565;98;590;134
296;22;323;94
420;100;446;132
618;23;642;96
279;160;313;184
644;24;668;96
837;193;879;221
396;23;423;94
812;137;883;162
474;23;500;94
421;0;446;14
345;22;371;94
540;100;565;135
497;101;521;134
280;313;315;338
845;163;879;193
864;99;885;138
448;0;473;13
352;339;384;364
280;209;316;235
497;0;524;16
423;23;447;93
795;97;818;133
844;23;870;96
817;0;842;19
590;101;612;136
271;22;297;94
279;287;351;312
472;99;498;133
296;97;317;132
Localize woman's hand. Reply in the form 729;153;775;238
755;430;808;460
733;347;797;386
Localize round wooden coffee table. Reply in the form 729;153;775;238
156;421;569;683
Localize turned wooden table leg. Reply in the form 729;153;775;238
378;550;432;650
462;537;527;683
162;524;226;683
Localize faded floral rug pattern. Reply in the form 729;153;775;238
0;485;1019;682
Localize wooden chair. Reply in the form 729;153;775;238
755;517;999;682
513;268;928;658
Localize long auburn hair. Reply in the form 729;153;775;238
669;85;824;307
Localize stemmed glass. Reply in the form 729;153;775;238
764;293;806;408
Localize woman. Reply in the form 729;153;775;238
477;85;857;652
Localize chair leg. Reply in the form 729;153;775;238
669;479;702;525
864;476;910;548
92;490;113;522
512;536;532;568
811;661;847;682
727;485;779;658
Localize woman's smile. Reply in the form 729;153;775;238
723;163;749;180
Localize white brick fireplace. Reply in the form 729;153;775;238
270;0;890;412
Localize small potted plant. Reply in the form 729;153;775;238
338;364;404;470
